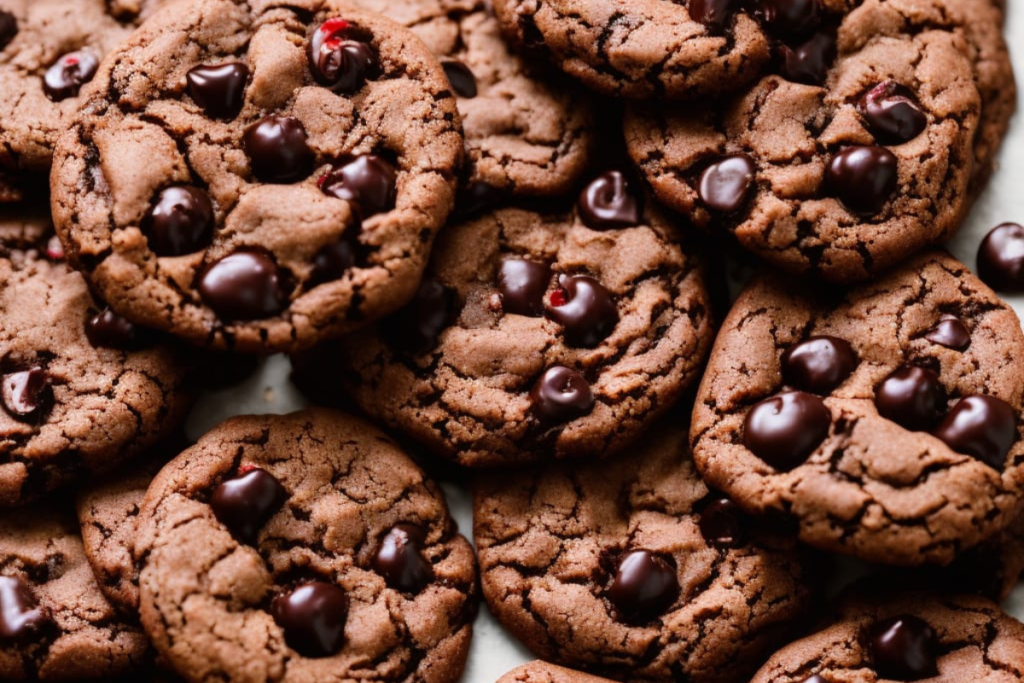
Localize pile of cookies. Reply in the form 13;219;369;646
0;0;1022;680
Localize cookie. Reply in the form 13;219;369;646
0;503;149;679
51;0;464;353
306;171;713;467
0;204;192;507
749;592;1024;682
496;662;614;683
690;250;1024;566
474;419;820;683
135;408;478;683
625;22;982;283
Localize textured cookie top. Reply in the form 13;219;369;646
474;420;819;683
691;251;1024;566
52;0;463;352
496;661;615;683
135;409;478;683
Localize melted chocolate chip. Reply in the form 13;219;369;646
857;81;928;145
933;395;1016;469
310;239;356;286
442;60;478;98
875;366;946;432
698;498;745;548
530;366;594;423
826;145;898;216
607;551;679;623
688;0;737;32
308;18;378;93
781;336;857;394
0;11;17;51
924;315;970;351
142;186;215;256
85;307;147;350
1;368;52;422
545;275;619;348
778;30;836;86
977;223;1024;293
498;259;551;317
758;0;822;38
318;155;397;219
244;115;314;184
43;50;100;102
743;391;831;470
371;524;434;593
210;467;287;545
698;154;756;214
384;278;458;355
198;250;288;321
870;615;938;680
578;171;642;231
272;581;348;658
186;62;249;120
0;576;51;641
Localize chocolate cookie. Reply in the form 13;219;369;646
497;662;614;683
51;0;463;353
313;172;713;467
474;419;820;683
0;503;149;679
690;250;1024;566
135;409;478;683
625;23;981;283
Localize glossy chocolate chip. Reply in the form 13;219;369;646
857;81;927;145
244;115;314;184
782;336;857;394
688;0;737;32
924;315;970;351
43;50;99;102
743;391;831;470
0;576;51;641
186;62;249;120
0;11;17;51
607;551;679;623
933;395;1016;469
308;18;378;93
272;581;348;658
758;0;822;38
698;154;756;214
198;250;288;321
498;259;551;317
977;223;1024;293
442;60;478;98
778;30;836;86
826;145;898;216
800;676;830;683
384;278;458;355
1;368;52;422
875;366;946;432
578;171;642;231
85;307;146;350
372;524;434;593
545;275;619;348
310;239;355;286
530;366;594;423
699;498;745;547
142;186;215;256
210;467;287;545
870;615;938;680
318;155;397;218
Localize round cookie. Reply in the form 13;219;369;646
0;503;149;679
135;409;478;683
690;250;1024;566
474;419;820;683
497;662;615;683
51;0;463;353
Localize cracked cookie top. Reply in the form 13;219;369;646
690;250;1024;566
135;408;478;683
473;419;820;683
51;0;464;353
496;661;615;683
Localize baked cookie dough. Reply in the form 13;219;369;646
496;662;615;683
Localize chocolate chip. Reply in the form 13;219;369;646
826;145;898;216
545;275;619;348
198;250;288;321
244;115;314;184
698;154;756;214
743;391;831;470
310;239;355;286
933;394;1016;469
698;498;746;548
442;59;478;98
977;222;1024;293
371;524;434;593
210;467;287;545
924;315;970;351
688;0;738;32
498;259;551;317
799;677;830;683
142;186;215;256
781;336;857;394
875;366;946;432
607;551;679;623
0;11;17;51
43;50;100;102
870;615;938;680
308;18;378;93
383;278;458;355
186;62;249;120
0;576;51;641
85;307;147;350
318;155;397;219
455;181;506;219
758;0;822;38
577;171;642;231
778;30;836;86
530;366;594;423
1;368;52;422
857;81;927;145
272;581;348;658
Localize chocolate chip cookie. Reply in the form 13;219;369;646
474;419;820;683
691;250;1024;566
135;409;478;683
51;0;463;353
497;662;615;683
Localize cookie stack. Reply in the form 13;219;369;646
0;0;1021;680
